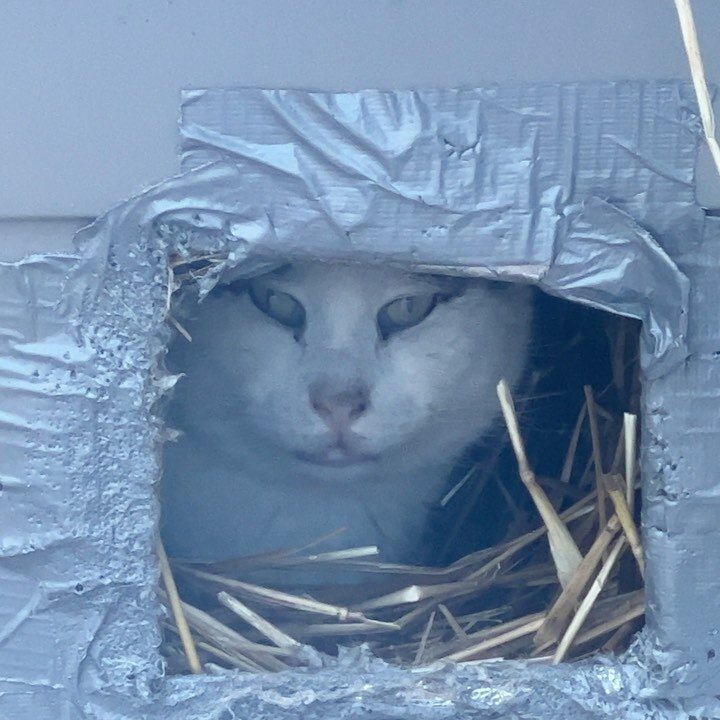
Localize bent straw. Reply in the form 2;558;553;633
497;379;583;588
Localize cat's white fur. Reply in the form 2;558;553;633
161;262;532;573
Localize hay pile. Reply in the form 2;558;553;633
159;375;643;674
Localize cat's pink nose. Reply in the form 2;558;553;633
309;381;370;430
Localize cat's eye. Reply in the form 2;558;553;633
248;283;306;330
377;294;443;339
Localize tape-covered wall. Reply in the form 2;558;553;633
3;0;720;225
0;83;717;719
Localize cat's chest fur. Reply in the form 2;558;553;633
161;262;533;576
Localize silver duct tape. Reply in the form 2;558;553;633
0;83;714;718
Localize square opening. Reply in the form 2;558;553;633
157;255;645;673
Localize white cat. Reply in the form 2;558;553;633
161;262;533;576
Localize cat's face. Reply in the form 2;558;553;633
168;262;533;482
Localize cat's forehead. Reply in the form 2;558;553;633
260;262;464;296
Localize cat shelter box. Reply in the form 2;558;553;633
1;83;719;719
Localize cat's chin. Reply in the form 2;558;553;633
294;447;379;469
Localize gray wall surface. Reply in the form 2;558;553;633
2;0;720;259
